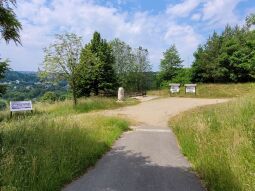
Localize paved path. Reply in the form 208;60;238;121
63;97;228;191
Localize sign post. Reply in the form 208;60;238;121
10;101;33;117
169;84;181;95
184;84;197;95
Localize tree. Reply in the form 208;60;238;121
0;0;22;44
0;59;8;96
246;13;255;29
131;46;151;92
191;20;255;83
192;32;226;82
110;38;136;90
77;32;117;96
159;45;183;84
0;0;22;98
41;33;82;105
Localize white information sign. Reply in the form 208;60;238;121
186;86;196;93
170;85;180;93
10;101;33;112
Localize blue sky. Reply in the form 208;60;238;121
1;0;255;71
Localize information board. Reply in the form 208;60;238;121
185;86;196;93
170;85;180;93
10;101;33;112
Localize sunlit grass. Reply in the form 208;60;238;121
0;97;138;190
0;97;139;122
148;83;255;98
170;94;255;191
0;114;129;191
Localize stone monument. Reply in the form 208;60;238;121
118;87;124;101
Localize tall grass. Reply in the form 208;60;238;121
148;83;255;98
0;114;129;191
38;97;138;115
0;97;137;190
0;97;139;122
170;95;255;191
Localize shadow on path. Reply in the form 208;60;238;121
63;145;204;191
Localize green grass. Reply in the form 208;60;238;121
0;114;129;191
148;83;255;98
170;95;255;191
36;97;139;116
0;97;139;122
0;97;137;190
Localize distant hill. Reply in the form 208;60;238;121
1;71;39;83
1;71;68;101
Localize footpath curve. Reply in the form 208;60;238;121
63;97;228;191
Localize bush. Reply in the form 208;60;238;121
0;99;7;110
41;91;58;103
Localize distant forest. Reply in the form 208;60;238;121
0;70;158;101
0;71;68;101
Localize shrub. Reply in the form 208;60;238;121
41;91;58;103
0;99;7;110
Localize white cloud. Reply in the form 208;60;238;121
0;0;249;71
191;13;201;21
166;0;202;17
201;0;244;27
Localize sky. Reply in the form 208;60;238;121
1;0;255;71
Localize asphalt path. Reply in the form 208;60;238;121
63;97;228;191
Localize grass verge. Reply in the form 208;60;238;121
0;114;129;191
148;83;255;98
170;95;255;191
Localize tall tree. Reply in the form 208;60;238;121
192;17;255;83
192;32;226;82
41;33;83;105
78;32;117;96
132;46;151;92
159;45;183;83
110;38;135;89
0;0;22;44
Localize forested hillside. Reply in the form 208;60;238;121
0;71;68;101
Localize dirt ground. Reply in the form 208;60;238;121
103;96;229;128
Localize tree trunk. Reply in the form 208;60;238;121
73;88;77;106
72;78;77;106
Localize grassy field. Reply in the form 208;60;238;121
148;83;255;98
0;97;137;191
170;95;255;191
0;97;139;122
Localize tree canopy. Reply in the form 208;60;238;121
111;39;152;92
41;33;83;105
158;45;183;85
0;0;22;44
77;32;117;96
192;16;255;83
